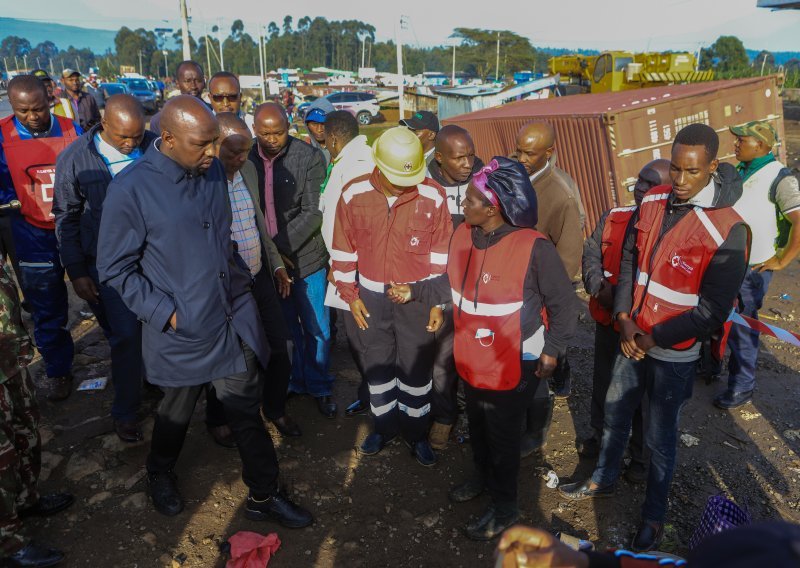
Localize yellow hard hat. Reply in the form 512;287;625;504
372;126;425;187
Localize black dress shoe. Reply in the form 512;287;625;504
408;440;437;467
359;433;395;456
558;479;615;501
270;415;302;437
713;389;754;409
207;424;237;448
552;375;571;399
464;505;519;541
344;399;367;418
576;436;601;458
5;542;64;567
244;492;313;528
43;376;72;402
449;476;486;503
20;493;74;518
147;472;184;516
631;519;664;552
625;461;648;484
114;420;144;443
316;395;337;418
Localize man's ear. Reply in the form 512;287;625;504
162;130;174;148
545;145;555;161
434;150;443;165
709;158;719;175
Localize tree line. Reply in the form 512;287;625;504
2;20;798;88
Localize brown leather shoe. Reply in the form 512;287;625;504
207;424;237;448
114;420;144;443
43;376;72;402
270;415;302;437
428;422;452;450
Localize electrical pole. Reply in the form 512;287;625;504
396;16;406;119
760;53;768;76
138;50;143;75
49;58;55;76
361;36;366;70
451;44;456;86
14;56;19;73
495;32;500;83
204;26;211;75
218;20;224;71
179;0;191;61
23;55;27;72
163;50;169;78
258;27;266;102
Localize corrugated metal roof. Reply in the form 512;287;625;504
437;85;505;98
447;77;772;120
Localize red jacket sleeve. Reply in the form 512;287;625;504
330;195;360;304
428;188;454;277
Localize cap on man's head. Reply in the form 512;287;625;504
305;98;335;124
729;120;778;148
61;68;81;78
400;110;439;133
32;69;52;81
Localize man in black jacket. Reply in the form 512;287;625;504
53;94;155;443
424;125;484;449
248;103;335;417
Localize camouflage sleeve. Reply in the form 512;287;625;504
0;260;32;383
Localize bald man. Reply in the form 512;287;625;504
1;74;83;401
578;159;670;476
97;97;313;527
149;60;208;135
515;122;584;404
248;103;333;418
54;94;156;442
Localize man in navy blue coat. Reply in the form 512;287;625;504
97;96;312;528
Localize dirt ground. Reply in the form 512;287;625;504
18;103;800;567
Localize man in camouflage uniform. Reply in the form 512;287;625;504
0;256;73;567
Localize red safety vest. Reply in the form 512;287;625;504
0;115;79;230
588;205;637;327
631;186;746;350
447;224;544;391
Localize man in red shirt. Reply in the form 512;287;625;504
331;126;453;466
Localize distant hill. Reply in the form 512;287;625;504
0;18;116;54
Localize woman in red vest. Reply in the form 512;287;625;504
389;157;577;540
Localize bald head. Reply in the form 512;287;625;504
160;95;219;175
435;125;477;185
515;122;556;176
216;112;250;139
215;112;252;177
100;94;146;155
633;158;671;205
253;103;290;157
8;75;50;133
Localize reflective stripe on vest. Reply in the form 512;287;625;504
447;224;543;390
631;186;744;350
588;205;636;326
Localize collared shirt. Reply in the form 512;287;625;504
256;143;284;238
227;171;262;276
93;132;142;177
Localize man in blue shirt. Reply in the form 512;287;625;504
53;94;156;443
0;75;82;401
97;96;313;527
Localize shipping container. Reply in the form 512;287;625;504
443;75;786;235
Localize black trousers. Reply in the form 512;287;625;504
359;288;436;442
590;322;647;464
207;266;292;425
148;343;279;496
466;365;549;507
0;215;21;287
339;306;369;404
431;309;458;425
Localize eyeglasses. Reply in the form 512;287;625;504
211;93;240;103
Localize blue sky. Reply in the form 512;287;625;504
9;0;800;52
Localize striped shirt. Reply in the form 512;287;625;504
227;171;262;276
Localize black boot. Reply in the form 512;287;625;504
464;503;519;541
521;393;553;458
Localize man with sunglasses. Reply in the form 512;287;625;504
208;72;254;132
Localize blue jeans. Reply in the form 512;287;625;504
592;353;694;522
280;268;332;397
88;265;143;423
727;268;773;393
18;259;74;378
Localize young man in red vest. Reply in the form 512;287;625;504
578;159;670;482
389;157;577;540
559;124;750;552
0;75;82;401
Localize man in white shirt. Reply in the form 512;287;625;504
319;110;376;418
715;120;800;409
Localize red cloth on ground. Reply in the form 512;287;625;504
226;531;281;568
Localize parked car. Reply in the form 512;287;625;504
145;79;164;107
324;91;380;125
100;83;130;99
119;78;158;113
296;95;318;120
